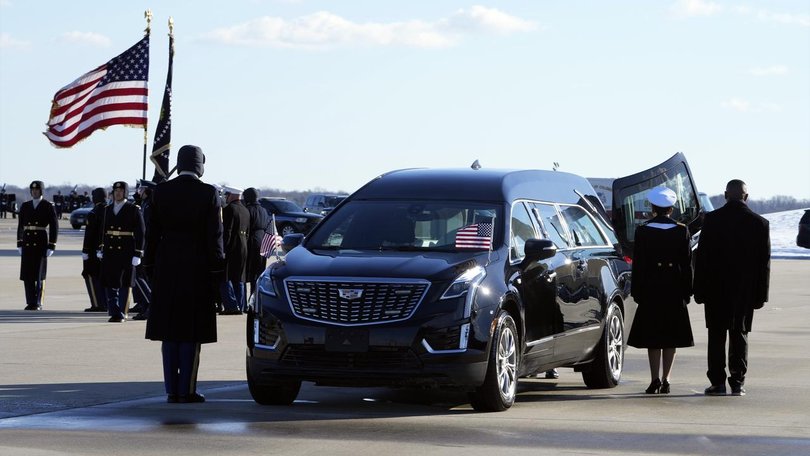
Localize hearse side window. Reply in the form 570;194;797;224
529;202;570;249
558;205;608;247
510;202;537;261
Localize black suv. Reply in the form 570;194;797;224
303;194;348;216
257;198;324;236
247;155;703;411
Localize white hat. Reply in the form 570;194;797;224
647;186;677;208
222;185;243;195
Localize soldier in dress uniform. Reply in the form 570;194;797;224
16;180;58;310
1;186;9;219
81;188;109;312
219;186;250;315
130;179;155;320
243;187;270;298
144;145;225;403
627;187;694;394
98;181;145;323
54;191;64;219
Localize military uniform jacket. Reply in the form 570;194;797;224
693;200;770;331
16;199;58;281
99;202;145;288
223;200;250;282
144;175;224;344
81;202;107;277
627;215;694;348
246;201;270;280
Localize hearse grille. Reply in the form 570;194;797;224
284;278;429;325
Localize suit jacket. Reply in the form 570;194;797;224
16;199;58;281
144;174;224;344
223;200;250;282
99;202;145;288
693;200;770;331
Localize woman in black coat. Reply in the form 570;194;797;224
628;187;694;394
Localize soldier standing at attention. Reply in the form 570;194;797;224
144;145;225;403
0;187;8;219
81;188;109;312
243;187;270;298
17;180;58;310
130;179;155;320
98;181;145;323
219;186;250;315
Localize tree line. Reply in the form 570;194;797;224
706;194;810;214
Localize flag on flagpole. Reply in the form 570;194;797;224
43;36;150;148
455;221;493;250
260;214;283;258
150;31;173;183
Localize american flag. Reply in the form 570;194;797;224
260;214;282;258
455;222;493;250
43;36;149;148
150;33;173;183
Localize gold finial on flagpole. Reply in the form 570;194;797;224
144;9;153;35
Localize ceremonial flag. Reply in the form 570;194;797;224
44;36;149;148
260;214;283;258
455;222;493;250
150;31;173;183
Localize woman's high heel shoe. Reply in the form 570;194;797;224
660;380;671;394
645;378;661;394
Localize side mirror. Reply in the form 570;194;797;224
522;238;557;264
281;233;304;253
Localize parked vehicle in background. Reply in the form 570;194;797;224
797;209;810;249
245;154;704;412
303;194;348;216
68;202;95;229
257;197;323;236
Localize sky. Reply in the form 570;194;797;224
1;0;808;199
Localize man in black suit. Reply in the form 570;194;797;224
219;186;250;315
81;188;109;312
16;181;58;310
144;145;225;404
243;187;270;298
694;179;770;397
99;181;145;323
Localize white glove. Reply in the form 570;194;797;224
82;253;89;261
18;247;22;255
46;249;54;257
131;257;141;266
96;251;103;259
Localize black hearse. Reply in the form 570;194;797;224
247;154;702;411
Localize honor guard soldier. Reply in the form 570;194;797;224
0;186;8;219
81;188;109;312
130;179;155;320
220;186;250;315
98;181;145;322
54;191;65;219
243;187;270;298
17;180;58;310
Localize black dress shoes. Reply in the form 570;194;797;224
178;392;205;403
131;313;148;320
645;378;661;394
731;386;746;396
704;385;727;396
24;305;41;311
84;307;107;312
167;394;178;403
108;316;126;323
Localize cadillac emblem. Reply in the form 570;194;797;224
338;288;364;300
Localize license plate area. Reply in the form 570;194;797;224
325;327;369;352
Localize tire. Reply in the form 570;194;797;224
246;358;301;405
279;223;296;237
469;311;519;412
582;302;624;389
72;223;81;229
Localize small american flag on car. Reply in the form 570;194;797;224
455;222;493;250
260;214;282;258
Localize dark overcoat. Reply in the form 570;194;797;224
628;215;694;348
81;202;106;278
693;200;770;331
245;201;270;282
144;175;224;344
16;199;58;281
222;200;250;282
99;202;145;288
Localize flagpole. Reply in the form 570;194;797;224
142;9;152;180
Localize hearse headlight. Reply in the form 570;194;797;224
441;265;486;300
258;270;277;297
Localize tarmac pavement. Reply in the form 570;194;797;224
0;217;809;455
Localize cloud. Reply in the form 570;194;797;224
670;0;723;17
734;6;810;27
59;31;112;47
204;6;536;49
722;97;782;113
748;65;788;76
0;32;30;50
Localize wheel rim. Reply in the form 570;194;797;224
606;311;624;380
281;225;295;236
496;324;517;402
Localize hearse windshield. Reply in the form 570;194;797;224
307;201;502;252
